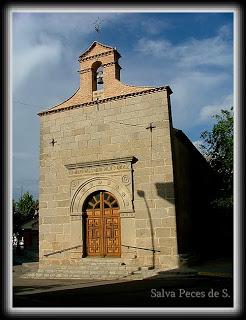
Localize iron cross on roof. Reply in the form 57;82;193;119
146;122;156;132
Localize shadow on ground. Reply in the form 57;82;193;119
13;275;233;308
13;247;38;266
14;284;68;293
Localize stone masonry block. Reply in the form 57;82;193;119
161;217;177;228
158;237;177;247
136;228;151;238
155;227;171;237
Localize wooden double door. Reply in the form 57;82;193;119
83;191;121;257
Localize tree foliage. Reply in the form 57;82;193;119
13;192;38;234
200;107;233;209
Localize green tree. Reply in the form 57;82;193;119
13;192;38;234
200;107;233;210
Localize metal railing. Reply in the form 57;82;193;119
44;244;160;257
43;245;82;257
121;244;161;253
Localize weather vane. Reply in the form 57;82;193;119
93;17;103;37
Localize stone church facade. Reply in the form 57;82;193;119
34;42;213;279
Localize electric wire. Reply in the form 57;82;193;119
14;100;161;133
13;100;42;108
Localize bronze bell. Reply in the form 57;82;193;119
96;71;103;84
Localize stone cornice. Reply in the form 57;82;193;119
38;86;172;116
78;68;91;74
65;156;137;170
78;61;121;74
78;41;121;61
78;50;115;63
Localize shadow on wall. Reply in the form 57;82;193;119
137;184;175;269
155;181;193;259
138;181;219;265
171;129;233;261
155;182;175;205
137;190;155;269
155;179;232;260
155;181;209;259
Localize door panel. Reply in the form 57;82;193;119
103;215;121;256
86;213;102;256
85;191;121;257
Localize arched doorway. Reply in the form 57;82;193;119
82;191;121;257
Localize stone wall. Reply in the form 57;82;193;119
39;89;179;270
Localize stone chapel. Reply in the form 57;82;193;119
35;42;214;279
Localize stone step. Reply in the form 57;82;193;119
22;262;39;271
71;259;140;267
128;268;159;280
21;269;137;280
20;261;141;280
21;265;159;281
20;259;156;280
37;265;140;272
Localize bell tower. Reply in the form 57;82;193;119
78;42;122;101
42;41;155;112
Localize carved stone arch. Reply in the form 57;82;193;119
70;176;133;216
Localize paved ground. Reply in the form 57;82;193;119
13;276;233;308
11;256;234;309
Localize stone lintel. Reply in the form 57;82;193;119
65;156;137;170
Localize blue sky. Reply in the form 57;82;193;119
12;10;234;200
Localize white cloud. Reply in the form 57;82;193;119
122;53;232;130
140;18;171;35
12;12;123;92
199;94;233;123
168;71;231;129
135;24;232;68
176;36;232;68
132;24;233;130
136;38;171;57
13;40;62;90
217;23;233;39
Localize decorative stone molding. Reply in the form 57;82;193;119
65;157;137;217
79;50;115;62
103;61;116;68
78;41;121;61
65;156;134;173
78;68;92;74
